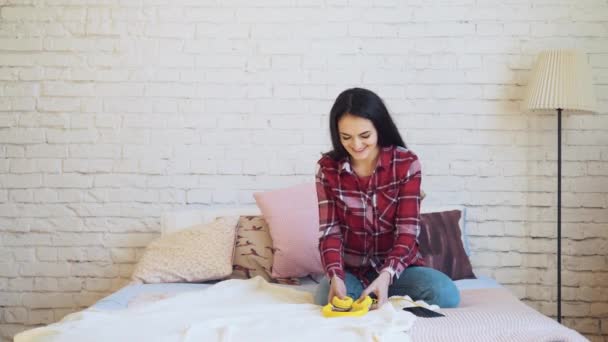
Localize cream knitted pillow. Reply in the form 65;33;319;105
132;216;239;284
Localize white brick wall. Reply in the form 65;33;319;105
0;0;607;341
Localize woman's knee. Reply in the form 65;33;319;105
390;266;461;308
437;285;460;308
425;269;460;308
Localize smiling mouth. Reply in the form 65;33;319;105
353;148;367;153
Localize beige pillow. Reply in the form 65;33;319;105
132;216;239;284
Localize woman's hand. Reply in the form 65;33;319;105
359;271;391;310
328;275;347;304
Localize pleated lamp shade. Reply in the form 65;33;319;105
525;49;597;113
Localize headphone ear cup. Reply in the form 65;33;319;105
330;296;354;312
352;296;373;310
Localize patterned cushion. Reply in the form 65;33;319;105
230;215;299;285
131;216;239;284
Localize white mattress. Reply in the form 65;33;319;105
92;275;501;311
34;276;587;342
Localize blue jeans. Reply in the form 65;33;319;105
314;266;460;308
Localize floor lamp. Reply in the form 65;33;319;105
524;50;597;323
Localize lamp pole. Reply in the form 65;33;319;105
557;107;562;324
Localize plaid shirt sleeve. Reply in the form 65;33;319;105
381;155;422;279
315;162;345;280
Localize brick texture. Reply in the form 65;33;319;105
0;1;607;341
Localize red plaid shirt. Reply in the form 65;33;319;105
316;145;424;286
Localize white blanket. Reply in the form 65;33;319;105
15;277;416;342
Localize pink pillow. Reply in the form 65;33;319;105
253;183;324;278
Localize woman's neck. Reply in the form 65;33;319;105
351;148;380;177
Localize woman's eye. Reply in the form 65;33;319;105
341;137;350;140
361;135;370;139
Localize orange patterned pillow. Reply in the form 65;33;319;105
230;216;298;285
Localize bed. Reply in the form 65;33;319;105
14;205;589;342
71;276;586;342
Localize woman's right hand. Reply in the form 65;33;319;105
328;275;347;303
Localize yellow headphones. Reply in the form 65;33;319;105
321;296;374;318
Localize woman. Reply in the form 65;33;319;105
314;87;460;310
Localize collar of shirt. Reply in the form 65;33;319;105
336;145;394;175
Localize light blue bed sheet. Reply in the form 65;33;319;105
92;275;500;311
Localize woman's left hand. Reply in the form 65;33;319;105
359;270;392;310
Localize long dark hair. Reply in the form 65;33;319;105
324;87;406;161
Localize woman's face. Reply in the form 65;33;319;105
337;113;379;163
